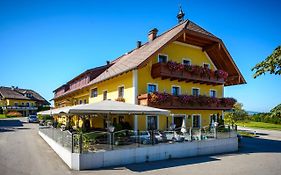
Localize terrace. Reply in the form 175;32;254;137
38;100;238;170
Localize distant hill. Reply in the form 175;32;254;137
247;111;261;115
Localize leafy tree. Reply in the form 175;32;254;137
224;102;248;126
252;46;281;78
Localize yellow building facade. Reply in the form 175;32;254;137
53;19;245;131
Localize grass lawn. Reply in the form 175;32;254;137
237;121;281;131
0;114;7;119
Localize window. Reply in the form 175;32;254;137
158;54;168;63
91;88;98;97
182;59;191;66
203;63;210;69
210;90;216;98
14;103;18;107
21;102;24;106
172;86;180;96
26;102;29;107
118;86;124;98
192;115;201;128
210;114;217;124
84;99;87;104
147;116;158;130
79;100;82;104
192;88;200;96
103;91;107;100
147;84;157;93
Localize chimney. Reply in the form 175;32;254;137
148;28;158;41
136;41;142;48
106;61;110;65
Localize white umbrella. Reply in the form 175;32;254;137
181;119;187;133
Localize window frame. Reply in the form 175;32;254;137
209;89;217;98
192;114;201;128
90;87;98;98
147;83;158;94
203;63;211;69
192;88;200;96
171;85;181;96
158;54;168;63
182;58;192;66
103;90;108;100
118;86;125;98
146;115;159;130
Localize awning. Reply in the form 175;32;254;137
38;100;170;116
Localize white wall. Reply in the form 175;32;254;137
79;137;238;170
39;130;237;170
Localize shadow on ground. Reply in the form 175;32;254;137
94;156;220;172
91;136;281;173
0;119;23;129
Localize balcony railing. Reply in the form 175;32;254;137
2;106;38;110
138;93;236;110
151;62;227;85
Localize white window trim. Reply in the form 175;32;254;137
191;87;200;96
209;89;217;97
146;115;159;130
147;83;158;93
117;85;125;98
158;53;168;63
192;114;201;128
90;87;98;98
171;85;181;95
182;58;192;65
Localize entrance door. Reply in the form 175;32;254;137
173;115;185;129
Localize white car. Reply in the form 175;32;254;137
163;131;184;142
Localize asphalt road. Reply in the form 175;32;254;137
1;118;281;175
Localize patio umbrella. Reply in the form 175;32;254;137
181;119;187;133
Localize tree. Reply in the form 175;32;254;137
252;46;281;78
224;102;248;126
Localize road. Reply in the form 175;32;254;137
1;118;281;175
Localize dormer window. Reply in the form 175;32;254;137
158;54;168;63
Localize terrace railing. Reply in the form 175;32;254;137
39;125;237;154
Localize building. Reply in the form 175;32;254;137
0;86;50;116
53;9;245;131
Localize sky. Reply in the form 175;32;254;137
0;0;280;112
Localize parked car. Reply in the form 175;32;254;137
163;131;184;142
237;134;243;143
130;131;158;144
93;132;132;146
154;131;167;142
28;115;38;123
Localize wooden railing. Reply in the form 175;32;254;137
138;93;235;110
151;62;225;85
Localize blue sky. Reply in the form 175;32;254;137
0;0;280;112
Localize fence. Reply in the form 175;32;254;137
39;125;237;154
39;126;73;151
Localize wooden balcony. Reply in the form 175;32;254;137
138;93;234;110
151;62;225;85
